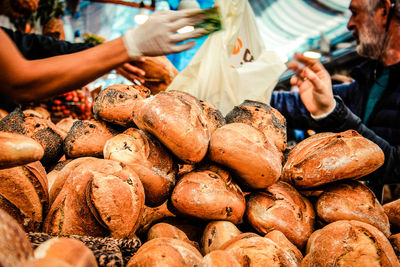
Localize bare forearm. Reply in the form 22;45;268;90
0;29;130;103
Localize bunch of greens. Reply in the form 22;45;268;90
193;6;222;36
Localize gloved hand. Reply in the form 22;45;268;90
123;9;207;59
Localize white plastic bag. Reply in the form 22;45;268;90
167;0;287;115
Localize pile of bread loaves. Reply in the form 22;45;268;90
1;84;400;267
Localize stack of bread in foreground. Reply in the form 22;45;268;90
0;82;399;267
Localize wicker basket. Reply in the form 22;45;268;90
27;232;141;267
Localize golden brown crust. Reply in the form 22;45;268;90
383;199;400;232
132;91;210;164
55;117;78;136
0;161;48;232
104;128;176;207
0;131;44;169
389;233;400;261
208;123;282;189
171;165;245;224
0;208;34;267
225;100;287;152
137;201;176;237
201;221;242;255
93;84;150;127
126;238;202;267
199;250;241;267
302;220;400;267
147;222;194;247
34;237;97;267
265;230;303;265
316;180;390;237
134;56;179;95
199;100;225;135
63;119;118;158
219;233;299;267
282;130;385;189
245;181;315;249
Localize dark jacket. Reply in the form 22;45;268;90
271;59;400;200
0;27;93;111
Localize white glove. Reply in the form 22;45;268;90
123;10;206;59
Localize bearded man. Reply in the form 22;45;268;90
270;0;400;201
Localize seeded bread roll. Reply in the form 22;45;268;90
133;56;179;94
171;164;245;224
126;238;202;267
245;181;315;249
55;117;77;137
0;131;44;169
225;100;287;152
302;220;400;267
132;91;210;164
282;130;385;189
93;84;150;127
0;161;48;232
316;180;390;237
209;123;282;189
383;198;400;232
0;208;34;267
201;221;242;255
104;128;176;207
63;119;119;158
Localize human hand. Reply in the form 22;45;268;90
123;9;207;58
289;53;335;117
116;58;146;84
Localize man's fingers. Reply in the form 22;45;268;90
302;67;325;92
294;53;324;73
117;67;145;84
123;62;146;76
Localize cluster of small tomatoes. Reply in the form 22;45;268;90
49;87;93;120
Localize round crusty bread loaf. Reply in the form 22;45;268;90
0;131;44;169
132;91;210;164
265;230;303;266
201;221;242;255
146;222;197;249
208;123;282;190
171;164;245;224
0;161;48;232
316;180;390;237
103;128;176;207
199;100;225;135
133;56;179;95
126;238;202;267
93;84;150;127
282;130;385;189
245;181;315;249
0;208;34;267
383;198;400;232
302;220;400;267
199;250;241;267
225;100;287;152
34;237;97;267
219;233;299;267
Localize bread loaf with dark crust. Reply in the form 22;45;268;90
383;198;400;232
282;130;385;189
316;180;390;237
199;100;225;135
63;119;119;158
44;158;145;239
201;220;242;255
132;91;210;164
104;128;176;207
0;108;65;167
302;220;400;267
0;161;48;232
171;164;245;224
126;238;202;267
55;117;77;137
93;84;150;127
208;123;282;189
225;100;287;152
0;131;44;169
219;233;299;267
133;56;179;94
0;208;34;267
245;181;315;249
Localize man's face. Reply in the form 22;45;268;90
347;0;386;59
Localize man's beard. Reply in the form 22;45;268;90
355;22;386;59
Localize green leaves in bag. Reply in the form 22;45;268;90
191;6;223;36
